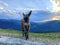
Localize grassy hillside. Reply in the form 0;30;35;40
0;28;21;34
0;28;60;39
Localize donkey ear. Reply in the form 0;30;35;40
28;10;32;16
23;13;25;16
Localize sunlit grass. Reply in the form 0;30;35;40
29;32;60;39
0;28;60;39
0;28;21;34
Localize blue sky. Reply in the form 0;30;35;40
0;0;60;22
0;0;52;10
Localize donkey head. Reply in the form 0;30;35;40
23;10;32;22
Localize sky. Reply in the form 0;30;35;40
0;0;60;22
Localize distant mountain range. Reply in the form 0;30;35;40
0;19;60;32
31;20;60;32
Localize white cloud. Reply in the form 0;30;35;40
50;0;60;12
1;9;21;19
7;10;16;13
0;1;8;10
34;15;60;23
3;9;17;16
16;8;40;11
0;1;8;6
0;6;4;10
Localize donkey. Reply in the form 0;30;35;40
20;10;32;40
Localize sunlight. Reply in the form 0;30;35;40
50;0;60;12
52;16;60;20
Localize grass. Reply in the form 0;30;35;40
0;28;60;39
0;28;22;37
0;28;21;34
29;32;60;39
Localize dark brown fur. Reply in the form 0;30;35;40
20;10;32;40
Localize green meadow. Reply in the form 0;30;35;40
0;28;60;39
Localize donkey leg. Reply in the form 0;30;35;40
26;32;29;40
24;26;29;40
25;31;29;40
22;30;25;37
26;25;30;40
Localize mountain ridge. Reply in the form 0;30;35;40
0;19;60;32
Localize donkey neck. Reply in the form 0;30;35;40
24;19;29;23
24;20;29;23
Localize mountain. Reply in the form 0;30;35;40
31;20;60;32
0;19;20;30
0;19;60;32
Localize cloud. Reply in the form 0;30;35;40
6;10;16;14
0;1;8;6
16;8;40;11
34;15;60;23
14;0;51;11
0;9;21;19
51;16;60;20
0;1;8;10
50;0;60;12
0;6;4;10
15;8;41;14
42;16;60;22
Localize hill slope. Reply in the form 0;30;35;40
0;19;60;32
